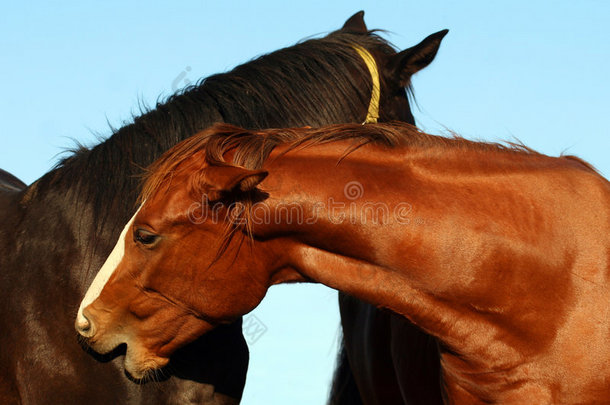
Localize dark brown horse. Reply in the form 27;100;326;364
77;122;610;404
0;169;26;192
0;12;446;405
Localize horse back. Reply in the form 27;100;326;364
0;169;26;193
0;173;25;404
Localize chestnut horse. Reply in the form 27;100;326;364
1;13;446;404
78;122;610;404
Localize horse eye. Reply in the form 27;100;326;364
134;228;159;246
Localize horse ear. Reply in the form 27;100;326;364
341;11;368;33
205;166;268;200
388;29;448;86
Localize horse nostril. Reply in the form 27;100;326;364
75;313;95;337
76;317;90;332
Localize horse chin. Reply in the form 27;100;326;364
86;332;126;356
123;344;170;380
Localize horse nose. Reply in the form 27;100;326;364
75;309;96;338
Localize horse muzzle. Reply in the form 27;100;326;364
75;307;96;338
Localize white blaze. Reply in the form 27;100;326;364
76;206;142;326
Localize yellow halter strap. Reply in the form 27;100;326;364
352;45;380;124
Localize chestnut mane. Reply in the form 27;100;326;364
139;121;601;265
140;121;557;203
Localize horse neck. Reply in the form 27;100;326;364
28;97;221;222
255;141;610;398
258;140;584;293
256;141;443;300
29;33;383;222
27;56;372;255
16;32;407;294
24;30;402;240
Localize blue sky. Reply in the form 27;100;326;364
1;1;608;404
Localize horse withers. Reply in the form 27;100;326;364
77;122;610;404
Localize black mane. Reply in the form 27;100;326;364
26;30;400;239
